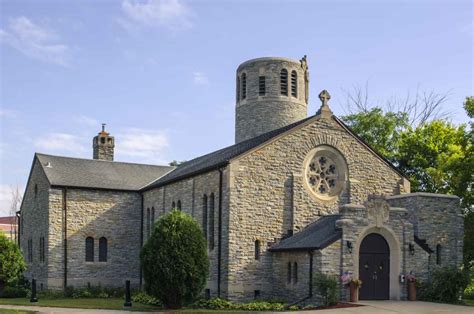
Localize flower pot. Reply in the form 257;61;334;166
408;281;416;301
349;282;359;302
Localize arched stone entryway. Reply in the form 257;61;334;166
354;226;401;300
359;233;390;300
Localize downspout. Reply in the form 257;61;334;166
139;193;144;289
63;187;68;290
217;167;224;298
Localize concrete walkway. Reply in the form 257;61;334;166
1;301;473;313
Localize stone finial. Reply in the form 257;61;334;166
317;89;333;118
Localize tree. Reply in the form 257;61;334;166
169;160;186;167
342;108;408;163
9;186;22;242
0;233;26;293
140;210;209;308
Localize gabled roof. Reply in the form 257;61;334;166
35;153;174;191
269;215;342;252
142;113;407;191
142;116;314;190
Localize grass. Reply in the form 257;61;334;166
0;298;161;312
463;299;474;306
0;310;36;314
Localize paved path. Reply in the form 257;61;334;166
1;301;473;314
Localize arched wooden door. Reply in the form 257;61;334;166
359;233;390;300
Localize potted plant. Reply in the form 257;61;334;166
341;272;362;302
406;274;416;301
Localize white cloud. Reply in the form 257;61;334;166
34;133;86;153
0;16;71;67
120;0;193;32
115;128;169;163
74;115;99;127
193;72;209;85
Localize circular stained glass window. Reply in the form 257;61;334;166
304;146;346;201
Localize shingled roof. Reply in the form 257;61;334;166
142;115;315;190
269;215;342;252
142;114;407;191
35;153;174;191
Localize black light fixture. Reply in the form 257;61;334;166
346;241;353;254
409;243;415;256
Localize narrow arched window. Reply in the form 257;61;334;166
99;237;107;262
287;262;292;283
34;184;38;197
254;240;260;260
209;194;215;250
172;201;176;210
291;70;297;97
202;195;208;240
280;69;288;96
241;73;247;99
259;76;265;95
177;200;182;211
436;244;441;265
237;76;241;101
146;208;150;238
151;207;155;232
85;237;94;262
293;262;298;283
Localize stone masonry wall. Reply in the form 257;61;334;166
227;115;406;301
387;193;463;274
235;58;308;143
143;167;231;298
20;158;50;290
47;188;142;289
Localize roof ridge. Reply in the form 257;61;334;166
35;152;172;168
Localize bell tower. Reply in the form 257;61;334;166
93;124;115;161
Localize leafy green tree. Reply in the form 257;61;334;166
0;233;26;292
140;210;209;309
342;108;409;163
397;120;467;193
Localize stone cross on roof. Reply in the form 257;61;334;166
317;89;332;118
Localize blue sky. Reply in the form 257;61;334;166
0;0;472;215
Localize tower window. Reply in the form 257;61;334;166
291;71;297;97
259;76;266;95
241;73;247;99
172;201;176;210
101;137;105;144
99;237;107;262
255;240;260;260
85;237;94;262
237;77;241;101
177;200;182;211
209;194;215;250
280;69;288;96
202;195;208;240
34;184;38;197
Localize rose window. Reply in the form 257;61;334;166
304;146;346;200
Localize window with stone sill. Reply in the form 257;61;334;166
304;146;346;201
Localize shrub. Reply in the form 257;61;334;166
0;233;26;293
288;305;300;311
132;292;162;306
464;279;474;299
193;298;286;311
140;210;209;309
1;285;29;298
314;273;338;307
418;267;470;304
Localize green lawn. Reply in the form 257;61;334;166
463;299;474;306
0;298;161;311
0;310;36;314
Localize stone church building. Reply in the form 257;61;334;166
20;56;463;303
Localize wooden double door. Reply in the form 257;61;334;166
358;233;390;300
